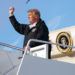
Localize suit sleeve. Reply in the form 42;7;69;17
9;15;29;35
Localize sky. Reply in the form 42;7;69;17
0;0;75;49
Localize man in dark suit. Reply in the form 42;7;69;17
9;7;51;59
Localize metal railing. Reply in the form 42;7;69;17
0;42;23;51
0;39;75;53
25;39;74;54
27;39;73;47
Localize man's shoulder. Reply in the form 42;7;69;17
37;19;46;27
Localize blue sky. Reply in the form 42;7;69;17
0;0;75;48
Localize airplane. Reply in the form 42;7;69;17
49;25;75;64
0;26;75;75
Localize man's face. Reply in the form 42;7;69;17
28;12;39;24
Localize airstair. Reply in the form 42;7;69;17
0;39;75;75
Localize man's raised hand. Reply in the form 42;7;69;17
9;7;15;16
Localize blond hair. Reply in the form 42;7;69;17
28;9;40;17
